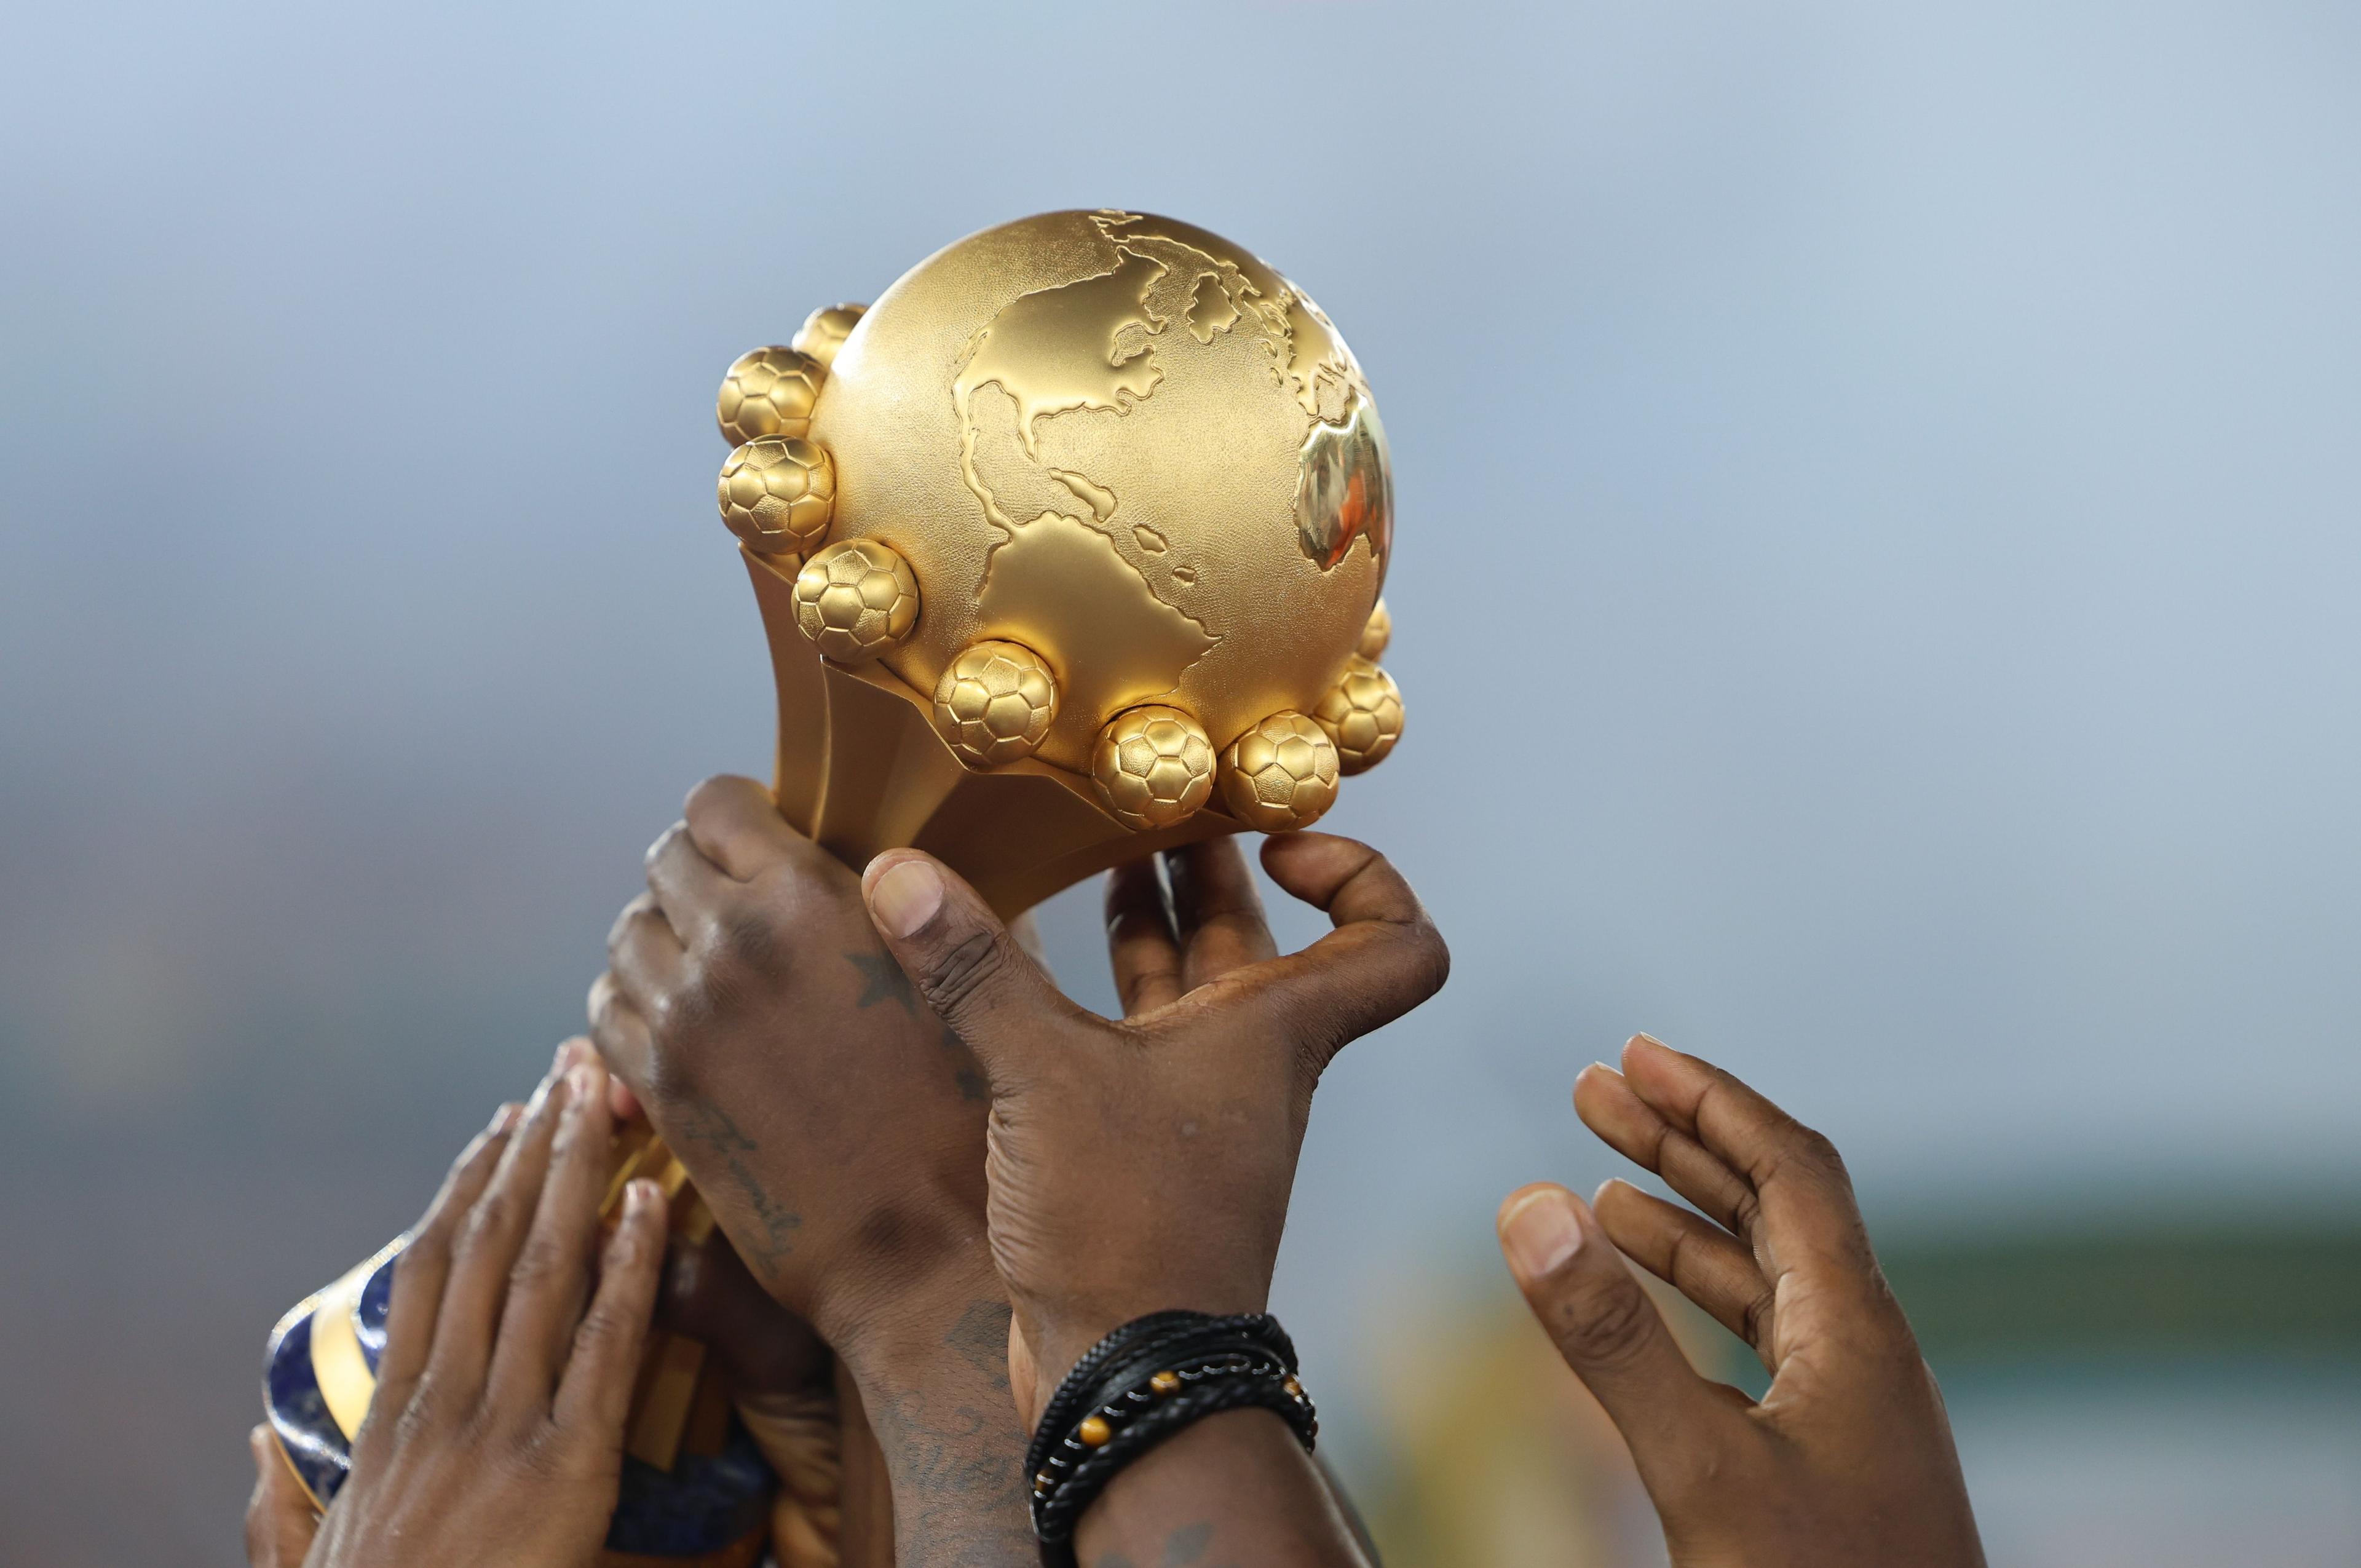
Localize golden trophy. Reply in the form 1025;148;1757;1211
726;208;1402;909
264;209;1402;1565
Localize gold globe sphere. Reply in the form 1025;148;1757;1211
717;345;825;445
931;639;1059;767
807;210;1392;783
1313;658;1402;775
718;437;835;558
1357;598;1391;661
1219;711;1339;832
793;539;919;663
792;303;866;370
1091;705;1215;831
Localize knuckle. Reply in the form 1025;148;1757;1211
456;1192;517;1253
710;906;779;969
1739;1286;1777;1350
1789;1122;1846;1176
507;1233;571;1293
643;984;682;1039
644;822;687;871
682;774;737;823
392;1232;448;1281
1402;916;1452;998
606;894;654;955
1751;1123;1848;1198
1554;1273;1658;1371
919;930;1006;1018
390;1382;446;1446
574;1299;622;1350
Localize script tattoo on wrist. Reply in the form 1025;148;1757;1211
666;1097;801;1278
862;1297;1035;1566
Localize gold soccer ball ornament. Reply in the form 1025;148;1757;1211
791;539;920;663
1093;705;1217;832
1313;657;1404;776
932;640;1060;767
716;345;825;445
713;209;1406;842
718;437;835;558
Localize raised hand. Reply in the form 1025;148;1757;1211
1497;1034;1985;1568
587;775;1032;1563
858;832;1447;1425
299;1046;669;1568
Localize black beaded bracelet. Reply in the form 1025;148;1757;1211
1026;1312;1318;1566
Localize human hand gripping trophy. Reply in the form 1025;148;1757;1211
262;210;1404;1565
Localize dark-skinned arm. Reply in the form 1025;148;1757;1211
860;833;1449;1566
590;777;1036;1564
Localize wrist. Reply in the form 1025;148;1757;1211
819;1242;1039;1562
824;1235;1008;1401
1019;1284;1271;1419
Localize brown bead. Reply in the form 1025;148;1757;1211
1078;1415;1112;1447
1149;1371;1181;1395
1283;1376;1303;1398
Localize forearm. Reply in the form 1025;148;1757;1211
836;1267;1036;1566
1074;1409;1372;1568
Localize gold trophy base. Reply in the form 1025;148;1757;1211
745;546;1242;919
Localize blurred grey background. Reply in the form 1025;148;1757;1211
3;2;2357;1564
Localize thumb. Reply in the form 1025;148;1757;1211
1240;834;1450;1068
1497;1184;1737;1497
245;1425;318;1567
860;850;1079;1085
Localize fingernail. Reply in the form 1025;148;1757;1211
552;1039;579;1073
625;1177;661;1216
870;858;944;938
1503;1189;1586;1278
1630;1032;1667;1051
489;1101;523;1134
565;1063;598;1107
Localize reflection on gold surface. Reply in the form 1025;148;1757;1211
1297;393;1393;570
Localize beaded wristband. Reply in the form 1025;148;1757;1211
1026;1312;1317;1566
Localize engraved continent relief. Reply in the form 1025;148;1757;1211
951;212;1390;708
718;207;1405;855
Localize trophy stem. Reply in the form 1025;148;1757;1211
743;548;1240;920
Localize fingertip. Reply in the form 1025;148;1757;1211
1497;1182;1588;1283
1256;829;1360;884
1623;1032;1677;1069
249;1423;274;1470
1591;1176;1643;1213
607;1075;641;1123
492;1101;524;1135
861;851;946;939
623;1176;664;1223
1573;1060;1620;1100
